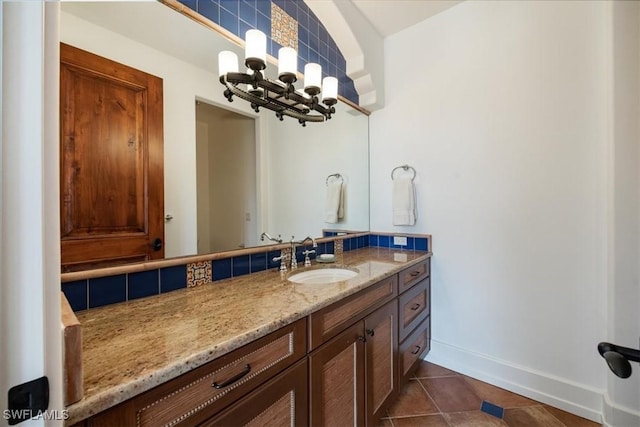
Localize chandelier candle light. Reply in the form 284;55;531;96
218;29;338;126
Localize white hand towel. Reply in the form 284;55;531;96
392;175;416;226
325;181;343;223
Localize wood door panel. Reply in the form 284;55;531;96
61;66;146;237
60;43;164;271
309;322;365;427
365;301;398;424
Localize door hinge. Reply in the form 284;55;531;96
7;376;49;425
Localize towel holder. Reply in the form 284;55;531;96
391;164;416;182
326;173;343;186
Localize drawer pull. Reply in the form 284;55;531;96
411;346;422;355
410;303;421;311
212;364;251;389
410;271;421;277
366;328;375;337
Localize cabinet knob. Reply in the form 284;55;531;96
358;336;367;343
366;329;375;337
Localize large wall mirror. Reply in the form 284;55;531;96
60;1;369;266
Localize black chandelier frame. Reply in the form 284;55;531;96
219;69;337;127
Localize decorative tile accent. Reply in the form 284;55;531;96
334;239;343;255
271;2;298;51
187;261;212;288
480;400;505;419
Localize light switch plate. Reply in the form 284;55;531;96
393;236;407;246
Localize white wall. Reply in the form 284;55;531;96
265;102;370;241
370;0;612;421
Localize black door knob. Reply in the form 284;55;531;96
153;238;162;251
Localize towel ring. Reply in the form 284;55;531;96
326;173;343;186
391;164;416;182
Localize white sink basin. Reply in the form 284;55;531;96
288;267;358;284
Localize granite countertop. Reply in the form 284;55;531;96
66;247;431;424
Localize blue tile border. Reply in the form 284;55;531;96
62;232;429;312
213;258;232;281
88;275;126;308
160;265;187;293
62;280;88;312
128;270;160;300
232;255;250;276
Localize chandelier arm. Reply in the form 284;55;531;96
222;80;325;122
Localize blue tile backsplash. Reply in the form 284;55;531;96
61;232;430;312
178;0;359;105
160;265;188;293
128;270;160;300
88;275;126;309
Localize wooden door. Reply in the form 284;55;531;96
309;322;366;427
202;359;308;426
364;300;398;425
60;43;164;272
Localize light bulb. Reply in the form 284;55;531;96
321;77;338;105
304;63;322;96
245;29;266;70
278;47;297;84
218;51;238;77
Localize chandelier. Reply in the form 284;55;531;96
218;29;338;126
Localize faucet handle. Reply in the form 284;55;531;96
303;249;316;267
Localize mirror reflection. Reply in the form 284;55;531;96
60;1;369;264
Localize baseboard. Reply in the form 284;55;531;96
424;339;603;424
602;392;640;427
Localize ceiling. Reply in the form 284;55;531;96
350;0;463;37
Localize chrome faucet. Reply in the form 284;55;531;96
290;236;317;270
272;252;289;272
260;232;283;244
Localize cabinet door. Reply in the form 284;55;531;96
202;359;308;427
364;300;398;425
309;322;366;427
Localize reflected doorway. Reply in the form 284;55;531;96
195;101;257;253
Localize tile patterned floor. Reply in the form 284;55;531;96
380;362;601;427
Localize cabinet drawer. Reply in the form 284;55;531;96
89;319;307;427
398;259;430;294
202;359;308;427
308;276;397;351
398;278;429;342
398;318;430;386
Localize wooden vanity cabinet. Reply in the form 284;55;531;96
85;318;307;427
308;277;399;427
397;259;431;388
201;359;308;427
78;257;432;427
